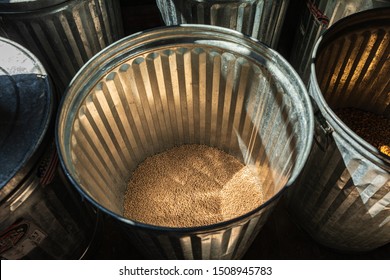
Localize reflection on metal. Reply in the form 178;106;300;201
0;37;96;259
156;0;289;48
0;0;124;95
57;25;314;259
288;8;390;252
289;0;390;84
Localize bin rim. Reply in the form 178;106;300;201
56;24;314;233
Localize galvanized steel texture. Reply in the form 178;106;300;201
0;161;97;259
0;37;53;199
57;25;314;259
0;37;96;259
121;205;275;259
287;8;390;252
289;0;390;84
155;0;289;48
0;0;124;95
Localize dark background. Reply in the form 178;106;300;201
80;0;390;260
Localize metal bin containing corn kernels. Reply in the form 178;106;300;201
287;8;390;252
56;25;314;260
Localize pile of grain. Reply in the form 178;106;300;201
335;108;390;157
123;144;264;227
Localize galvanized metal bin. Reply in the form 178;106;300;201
0;0;124;95
287;9;390;252
57;25;314;259
0;37;96;259
155;0;289;48
289;0;390;84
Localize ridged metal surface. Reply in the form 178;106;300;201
289;0;390;84
0;0;123;95
70;47;302;212
287;9;390;252
57;25;313;259
156;0;289;48
122;205;274;259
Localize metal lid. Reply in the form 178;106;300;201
0;37;53;198
0;0;68;12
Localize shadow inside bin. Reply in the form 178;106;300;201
116;103;297;258
62;38;305;259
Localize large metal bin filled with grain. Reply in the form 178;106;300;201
287;8;390;252
155;0;289;49
0;0;123;95
56;25;314;259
